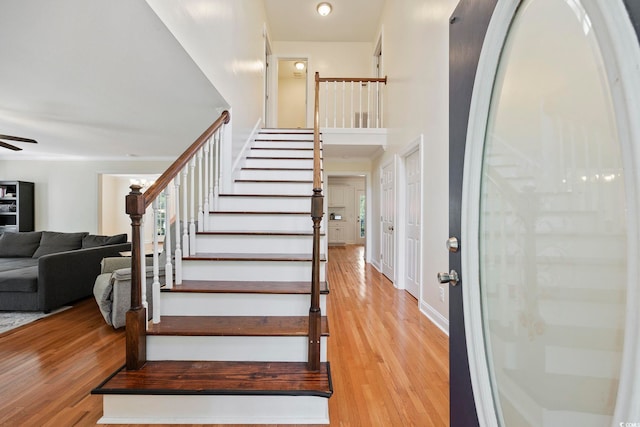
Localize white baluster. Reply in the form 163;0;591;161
139;218;148;330
197;148;204;232
333;81;337;128
181;167;190;257
174;178;182;285
367;81;371;128
209;135;215;213
189;157;197;255
151;199;161;323
359;82;363;128
203;138;210;231
324;82;328;128
380;82;385;128
342;81;346;128
376;81;380;128
351;81;354;128
163;187;173;289
214;129;221;208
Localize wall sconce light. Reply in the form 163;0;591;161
294;61;306;71
317;2;332;16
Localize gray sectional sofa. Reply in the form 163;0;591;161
0;231;130;312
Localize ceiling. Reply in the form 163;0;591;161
264;0;384;42
0;0;384;161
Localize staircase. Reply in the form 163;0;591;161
92;128;333;424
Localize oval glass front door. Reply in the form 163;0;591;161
479;0;628;425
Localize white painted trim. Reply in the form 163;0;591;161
231;118;262;185
270;53;314;128
419;300;449;336
463;1;640;425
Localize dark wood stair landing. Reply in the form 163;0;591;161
166;280;329;295
93;361;332;398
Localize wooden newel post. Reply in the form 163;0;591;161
125;184;147;370
308;187;323;371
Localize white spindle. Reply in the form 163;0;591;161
367;82;371;128
181;167;190;256
174;178;182;285
189;158;197;255
333;81;337;128
197;148;204;232
207;133;216;214
324;82;328;127
203;142;210;231
376;81;380;128
359;82;363;128
151;199;161;324
351;81;354;128
206;137;213;229
139;218;148;330
214;130;221;208
380;82;385;128
163;188;173;289
342;81;346;128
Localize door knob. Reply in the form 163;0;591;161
446;237;459;253
437;270;459;286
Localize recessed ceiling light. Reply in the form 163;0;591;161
317;2;332;16
294;61;305;70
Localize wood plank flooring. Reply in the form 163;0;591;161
0;245;449;426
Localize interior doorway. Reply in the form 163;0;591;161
277;58;308;128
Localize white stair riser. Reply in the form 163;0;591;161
244;158;315;169
182;260;326;282
161;293;327;316
196;234;325;253
238;169;313;181
249;149;314;159
217;196;310;211
233;181;313;195
253;140;314;149
209;214;313;231
147;336;328;362
100;395;329;425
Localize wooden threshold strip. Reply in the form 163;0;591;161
146;315;329;337
166;280;329;295
93;361;332;398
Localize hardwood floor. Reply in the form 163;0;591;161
0;245;449;426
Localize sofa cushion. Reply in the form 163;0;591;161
0;231;43;258
32;231;89;258
82;233;128;249
0;265;38;292
0;258;39;272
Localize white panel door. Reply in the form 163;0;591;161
355;189;366;245
405;148;421;298
381;161;395;280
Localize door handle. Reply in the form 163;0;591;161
437;270;459;286
389;225;394;231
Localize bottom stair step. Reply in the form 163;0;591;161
93;361;333;397
93;361;332;424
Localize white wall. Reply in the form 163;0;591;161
0;160;169;233
372;0;458;333
145;0;268;164
278;76;307;128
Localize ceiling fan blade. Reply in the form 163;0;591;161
0;134;38;144
0;141;22;151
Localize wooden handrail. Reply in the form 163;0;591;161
125;110;230;370
317;76;388;84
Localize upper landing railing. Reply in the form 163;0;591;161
316;73;388;129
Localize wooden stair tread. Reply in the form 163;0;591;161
218;193;311;198
197;230;324;236
147;316;329;336
246;156;318;160
166;280;329;295
183;253;326;262
241;167;314;171
93;361;332;398
235;179;314;183
251;147;315;151
209;211;311;215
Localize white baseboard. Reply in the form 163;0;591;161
371;259;381;272
420;301;449;336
